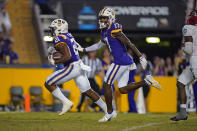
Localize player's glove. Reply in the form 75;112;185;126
76;46;84;52
48;46;56;54
48;55;55;65
75;42;85;52
139;56;147;70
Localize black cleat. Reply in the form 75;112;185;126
170;116;188;121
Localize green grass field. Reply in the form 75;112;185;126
0;112;197;131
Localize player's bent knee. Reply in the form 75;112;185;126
84;89;99;101
79;85;91;93
85;89;97;95
44;82;48;87
44;82;57;92
44;82;51;88
119;88;127;94
84;89;92;94
103;82;111;88
177;81;185;88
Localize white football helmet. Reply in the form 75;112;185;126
49;19;68;36
98;8;115;29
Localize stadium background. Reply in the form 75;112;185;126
0;0;196;114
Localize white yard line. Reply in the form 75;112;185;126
122;117;197;131
122;121;171;131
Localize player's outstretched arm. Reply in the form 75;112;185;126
76;40;105;52
54;42;72;64
113;31;147;70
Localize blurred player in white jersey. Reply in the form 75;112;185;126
77;8;161;122
44;19;107;116
171;10;197;121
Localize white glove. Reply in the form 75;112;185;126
48;55;55;65
76;46;84;52
75;42;84;52
48;46;56;54
139;56;147;70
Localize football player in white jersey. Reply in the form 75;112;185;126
44;19;107;116
171;10;197;121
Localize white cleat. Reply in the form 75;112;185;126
144;75;162;90
98;110;117;122
58;102;73;116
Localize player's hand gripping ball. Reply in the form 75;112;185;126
53;52;63;60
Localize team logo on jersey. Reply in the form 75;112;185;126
183;28;187;35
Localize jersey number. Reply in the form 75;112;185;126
54;37;60;43
114;23;120;29
70;38;79;55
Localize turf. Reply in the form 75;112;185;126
0;112;196;131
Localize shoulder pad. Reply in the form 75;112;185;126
53;35;67;46
109;23;123;38
108;22;122;30
57;35;67;40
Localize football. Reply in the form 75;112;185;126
53;52;63;60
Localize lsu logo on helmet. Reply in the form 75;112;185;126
49;19;68;36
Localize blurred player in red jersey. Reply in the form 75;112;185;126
171;10;197;121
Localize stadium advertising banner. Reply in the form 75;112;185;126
62;0;186;31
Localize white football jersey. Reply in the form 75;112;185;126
182;25;197;56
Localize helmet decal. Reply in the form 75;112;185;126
98;8;116;29
49;19;68;36
57;22;62;27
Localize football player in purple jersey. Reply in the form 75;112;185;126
77;8;161;122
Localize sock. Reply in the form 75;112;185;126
52;87;72;104
180;104;187;115
95;98;107;113
180;104;186;109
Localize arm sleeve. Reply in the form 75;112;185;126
85;40;105;52
53;35;67;47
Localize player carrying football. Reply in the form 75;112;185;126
77;8;161;122
44;19;107;116
171;10;197;121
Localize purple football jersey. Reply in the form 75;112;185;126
101;22;133;65
53;33;80;66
